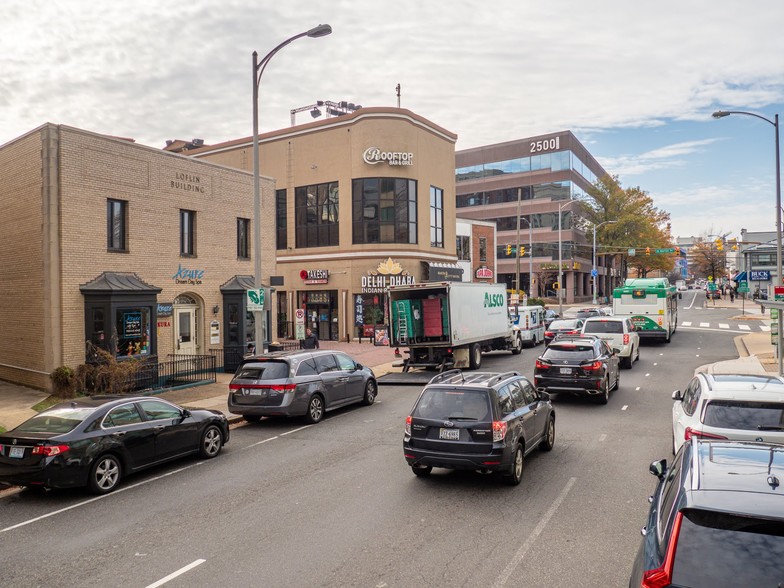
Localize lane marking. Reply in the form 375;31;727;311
622;405;628;411
699;322;710;328
718;323;729;329
761;325;772;332
653;363;658;366
739;324;751;331
645;373;650;377
599;434;607;442
684;292;698;310
682;321;692;327
247;436;279;448
145;559;206;588
635;387;640;391
280;425;312;436
493;477;577;587
696;355;700;357
0;464;197;534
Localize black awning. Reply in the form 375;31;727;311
80;272;161;293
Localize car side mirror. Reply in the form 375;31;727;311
612;348;621;355
354;363;363;371
181;409;191;419
672;390;683;401
538;389;550;401
649;459;667;481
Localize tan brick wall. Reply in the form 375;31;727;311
0;130;48;388
0;124;275;390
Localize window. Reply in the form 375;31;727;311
352;178;417;244
138;400;182;421
180;209;196;256
116;308;151;357
508;381;526;407
430;186;444;248
237;218;250;259
314;353;338;373
107;199;128;251
479;237;487;262
496;386;515;416
456;235;470;261
276;189;287;250
335;353;356;371
295;182;339;248
103;404;143;428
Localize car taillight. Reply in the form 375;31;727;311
684;427;728;441
582;360;603;371
641;512;682;588
32;444;69;457
623;333;630;345
565;330;579;335
229;383;296;392
535;359;550;370
492;421;507;442
545;331;553;338
405;415;412;436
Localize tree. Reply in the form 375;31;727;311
689;240;727;280
578;175;674;280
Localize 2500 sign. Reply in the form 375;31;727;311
530;136;560;153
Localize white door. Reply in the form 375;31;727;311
175;307;198;355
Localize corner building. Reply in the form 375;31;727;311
0;124;274;390
455;131;613;303
193;107;459;342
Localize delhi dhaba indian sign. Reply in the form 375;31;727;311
361;257;415;293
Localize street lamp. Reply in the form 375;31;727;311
252;24;332;352
713;110;781;375
590;220;618;305
515;187;533;298
557;198;576;316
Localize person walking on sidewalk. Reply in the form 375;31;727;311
301;328;320;350
730;289;735;303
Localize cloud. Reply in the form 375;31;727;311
598;139;721;176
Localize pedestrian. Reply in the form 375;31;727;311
301;327;320;349
729;289;735;303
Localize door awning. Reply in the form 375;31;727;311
732;271;747;282
79;272;161;293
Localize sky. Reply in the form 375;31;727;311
3;0;784;241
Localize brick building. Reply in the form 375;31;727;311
0;124;274;391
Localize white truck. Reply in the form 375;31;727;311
388;282;522;372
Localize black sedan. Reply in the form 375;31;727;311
534;335;621;404
0;396;229;494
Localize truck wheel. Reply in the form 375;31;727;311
511;335;523;355
469;343;482;369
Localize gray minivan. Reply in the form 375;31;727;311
228;350;377;424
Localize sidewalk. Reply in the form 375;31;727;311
0;339;403;431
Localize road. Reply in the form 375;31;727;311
0;293;746;587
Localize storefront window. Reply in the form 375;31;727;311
295;182;339;248
115;307;151;357
352;178;417;244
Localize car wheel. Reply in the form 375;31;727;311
242;415;262;423
198;424;223;459
622;354;633;369
540;416;555;451
613;369;620;391
504;445;524;485
362;380;377;406
665;329;671;343
597;378;609;404
469;343;482;369
635;344;640;362
304;394;324;424
412;465;432;477
88;454;122;494
511;335;523;355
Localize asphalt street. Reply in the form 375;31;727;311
0;292;746;587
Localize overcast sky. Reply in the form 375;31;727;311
3;0;783;240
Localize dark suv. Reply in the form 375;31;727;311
403;370;555;485
630;439;784;587
534;335;620;404
228;350;377;424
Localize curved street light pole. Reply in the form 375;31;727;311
713;110;781;375
252;24;332;352
558;198;576;316
591;220;618;305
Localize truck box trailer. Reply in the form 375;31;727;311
388;282;522;371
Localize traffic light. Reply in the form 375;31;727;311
674;246;680;255
716;238;723;251
519;245;526;257
553;282;560;290
645;247;651;256
505;244;512;255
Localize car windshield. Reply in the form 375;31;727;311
543;345;595;361
15;407;95;434
412;389;491;421
703;401;784;430
583;321;623;334
670;509;784;588
234;361;290;381
549;320;580;330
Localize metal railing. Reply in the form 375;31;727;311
129;354;217;392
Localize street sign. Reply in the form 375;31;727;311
772;309;779;320
707;283;717;291
591;269;598;277
738;280;749;293
246;288;265;311
295;308;306;324
655;248;675;254
628;248;636;257
751;270;771;281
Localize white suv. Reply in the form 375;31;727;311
672;373;784;453
580;317;639;369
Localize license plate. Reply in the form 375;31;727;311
246;388;264;396
9;446;24;459
439;428;460;440
560;367;572;374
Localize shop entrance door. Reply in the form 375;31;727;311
174;295;200;355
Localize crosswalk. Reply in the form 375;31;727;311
681;321;770;332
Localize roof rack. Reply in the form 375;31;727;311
486;371;521;386
428;369;464;385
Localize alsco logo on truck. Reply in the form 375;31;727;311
484;292;505;308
